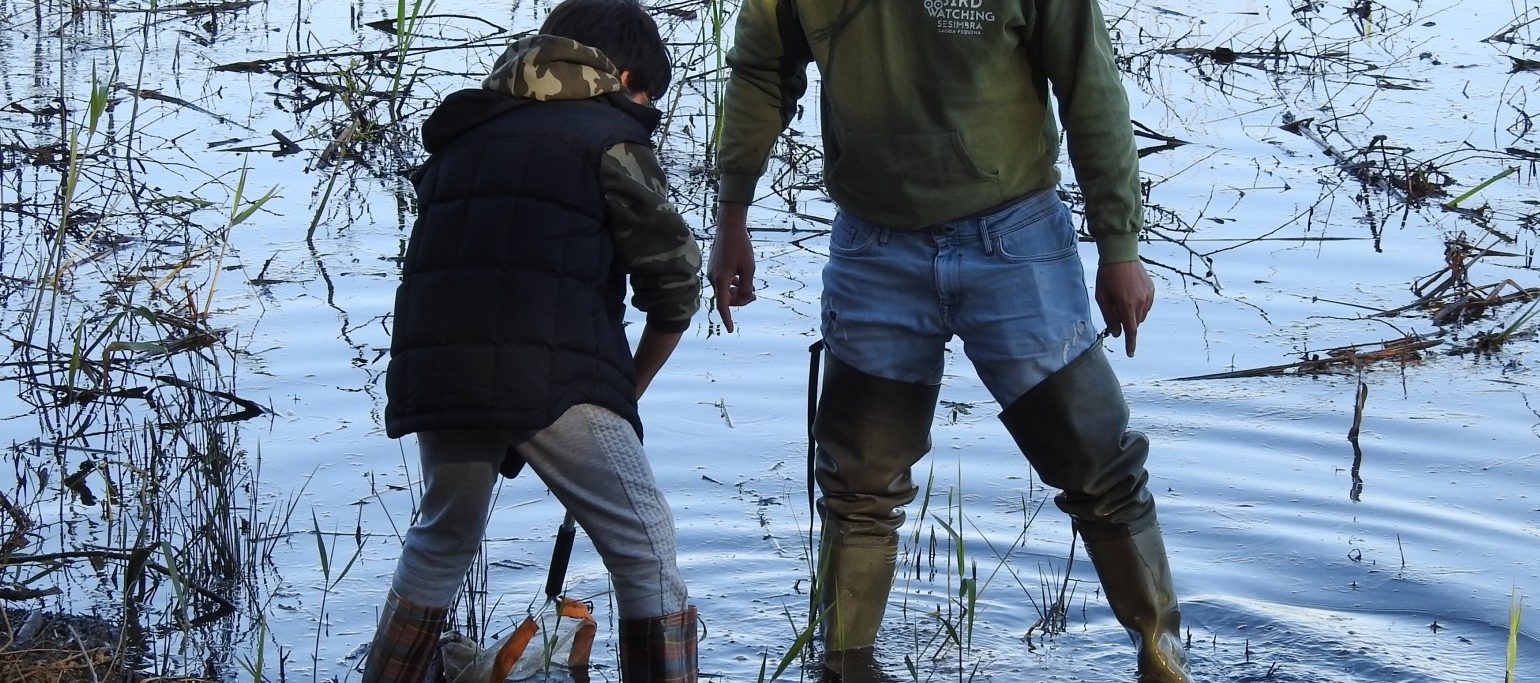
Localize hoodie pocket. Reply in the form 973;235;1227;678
827;131;999;221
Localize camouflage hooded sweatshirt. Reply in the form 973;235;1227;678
386;35;700;444
423;35;701;329
717;0;1142;264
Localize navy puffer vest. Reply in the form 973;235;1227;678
385;92;653;451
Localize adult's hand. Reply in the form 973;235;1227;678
1094;259;1155;357
707;201;757;332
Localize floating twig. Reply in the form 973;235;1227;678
1133;120;1191;157
153;374;265;424
118;86;253;131
1173;337;1443;380
0;585;63;600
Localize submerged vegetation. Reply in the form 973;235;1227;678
0;0;1535;681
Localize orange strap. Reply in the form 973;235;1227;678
488;598;598;681
490;617;538;683
557;597;597;667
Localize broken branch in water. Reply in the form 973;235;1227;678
1378;237;1537;323
77;1;264;16
1280;114;1451;202
212;35;517;74
210;130;303;157
118;86;252;131
1426;283;1540;326
153;374;264;424
0;585;63;601
1484;12;1540;45
1347;380;1369;442
1133;119;1190;157
1509;57;1540;73
1448;300;1540;356
1173;336;1443;381
362;13;507;35
0;492;32;553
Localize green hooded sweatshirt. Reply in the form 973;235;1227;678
717;0;1143;263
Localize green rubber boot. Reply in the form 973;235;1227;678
812;352;940;679
1083;523;1191;682
819;533;897;656
999;345;1191;682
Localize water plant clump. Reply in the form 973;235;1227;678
0;5;278;679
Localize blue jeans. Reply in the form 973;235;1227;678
821;189;1098;406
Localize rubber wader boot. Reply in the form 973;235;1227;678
817;646;897;683
361;589;449;683
817;533;901;683
617;605;698;682
813;353;940;680
1084;523;1191;682
998;346;1191;683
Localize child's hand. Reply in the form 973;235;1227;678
633;327;684;398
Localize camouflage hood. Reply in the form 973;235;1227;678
482;34;627;101
421;35;656;154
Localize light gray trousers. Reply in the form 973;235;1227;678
389;404;688;620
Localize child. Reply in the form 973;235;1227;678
362;1;701;681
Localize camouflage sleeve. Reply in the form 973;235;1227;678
601;142;702;333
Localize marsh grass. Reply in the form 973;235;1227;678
390;0;441;103
308;508;363;683
703;0;729;154
742;461;1072;683
901;472;984;681
755;601;821;683
1509;589;1525;683
1493;301;1540;345
0;3;279;679
23;67;110;346
1444;167;1519;210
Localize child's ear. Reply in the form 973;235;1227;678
618;70;651;106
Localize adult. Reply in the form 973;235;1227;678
708;1;1190;681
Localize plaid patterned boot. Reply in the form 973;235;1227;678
361;590;448;683
617;606;698;682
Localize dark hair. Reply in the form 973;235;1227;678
540;0;672;101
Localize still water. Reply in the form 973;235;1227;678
0;0;1537;681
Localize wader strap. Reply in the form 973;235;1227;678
807;338;826;555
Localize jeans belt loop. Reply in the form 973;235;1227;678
877;226;891;246
978;217;994;256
